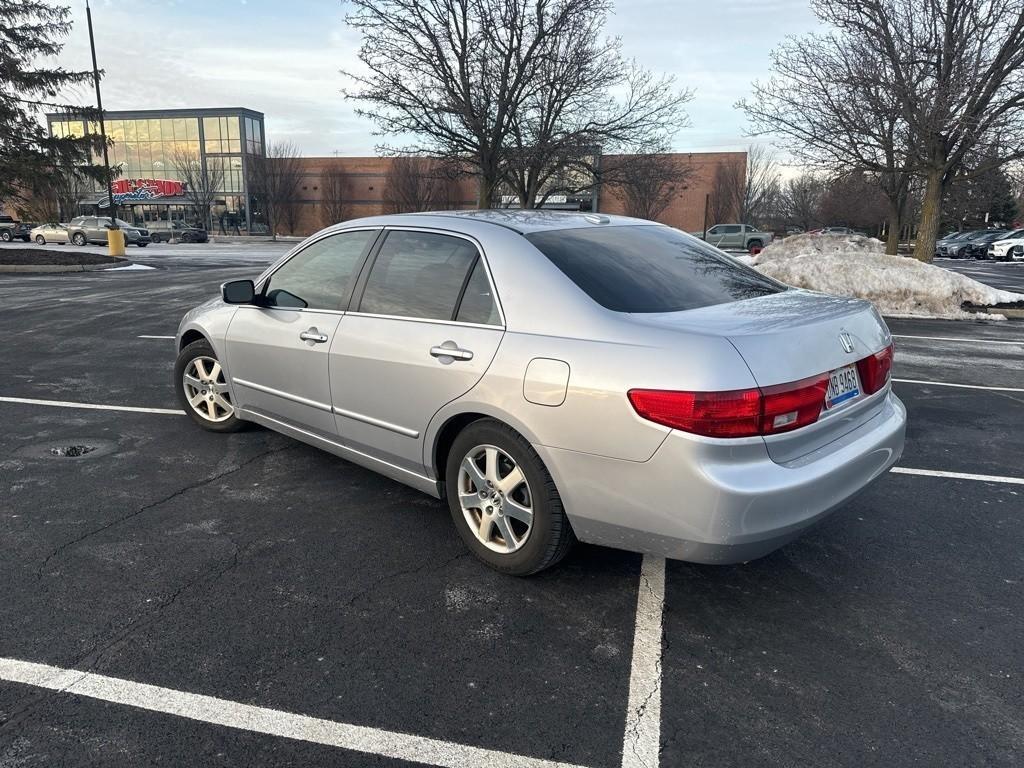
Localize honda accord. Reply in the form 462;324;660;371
175;211;906;574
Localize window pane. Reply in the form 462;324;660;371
264;230;377;310
525;226;784;313
148;119;162;142
135;120;149;142
360;231;479;320
185;118;199;141
108;120;124;141
455;258;500;325
203;117;220;140
227;117;240;140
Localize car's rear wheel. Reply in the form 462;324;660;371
445;419;574;575
174;339;246;433
35;235;45;245
72;232;86;246
0;230;11;242
748;240;763;254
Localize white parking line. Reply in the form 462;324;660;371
0;658;590;768
0;396;183;415
892;467;1024;485
892;378;1024;393
621;555;666;768
138;334;175;339
893;334;1022;346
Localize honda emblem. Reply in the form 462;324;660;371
838;331;855;354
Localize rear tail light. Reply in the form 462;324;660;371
856;343;894;395
630;344;894;438
629;374;828;438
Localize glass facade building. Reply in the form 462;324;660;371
47;108;265;233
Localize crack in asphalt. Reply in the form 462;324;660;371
34;443;292;581
623;566;665;768
338;548;473;612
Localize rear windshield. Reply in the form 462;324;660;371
525;225;784;313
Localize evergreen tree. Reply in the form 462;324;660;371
0;0;103;207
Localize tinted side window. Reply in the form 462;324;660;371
359;231;478;320
526;225;784;313
264;229;376;310
455;258;500;325
721;225;742;234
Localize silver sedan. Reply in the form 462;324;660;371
175;211;906;574
30;222;70;245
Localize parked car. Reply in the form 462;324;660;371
30;223;70;245
690;223;774;253
987;229;1024;262
67;216;151;247
175;211;906;575
148;221;209;243
818;226;869;236
963;229;1009;259
936;230;985;258
0;219;32;242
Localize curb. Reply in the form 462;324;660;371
0;261;132;274
963;303;1024;320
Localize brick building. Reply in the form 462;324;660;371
283;151;746;236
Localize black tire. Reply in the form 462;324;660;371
72;232;86;246
445;418;574;575
174;339;247;433
0;230;11;242
35;235;45;245
747;239;763;254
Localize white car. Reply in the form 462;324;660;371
988;229;1024;261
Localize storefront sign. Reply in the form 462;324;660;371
111;178;185;202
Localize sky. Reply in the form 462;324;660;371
51;0;823;158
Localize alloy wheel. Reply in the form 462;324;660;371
182;356;234;423
457;444;534;553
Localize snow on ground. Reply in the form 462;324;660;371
746;234;1024;320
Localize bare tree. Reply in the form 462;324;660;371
246;141;304;239
382;156;458;213
709;146;778;228
745;1;1024;260
818;171;890;233
172;149;224;231
779;172;825;232
319;165;351;227
343;0;687;209
603;153;692;221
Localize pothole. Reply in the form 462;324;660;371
16;438;117;461
50;445;98;458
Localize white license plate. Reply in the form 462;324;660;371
825;364;861;409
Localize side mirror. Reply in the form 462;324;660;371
222;279;256;304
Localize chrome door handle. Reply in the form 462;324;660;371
300;328;329;344
430;344;474;361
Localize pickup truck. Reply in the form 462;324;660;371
690;223;773;253
0;219;32;242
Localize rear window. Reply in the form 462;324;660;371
525;225;784;313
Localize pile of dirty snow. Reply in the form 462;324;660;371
746;233;1024;319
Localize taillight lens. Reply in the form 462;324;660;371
856;343;894;395
759;374;830;433
628;375;828;439
626;388;761;437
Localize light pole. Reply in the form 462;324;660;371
86;0;124;256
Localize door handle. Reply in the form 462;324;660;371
300;328;329;344
430;344;474;361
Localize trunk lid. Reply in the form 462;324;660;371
631;290;893;463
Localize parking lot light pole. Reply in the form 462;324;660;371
86;0;125;257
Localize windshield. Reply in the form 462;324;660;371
525;225;785;313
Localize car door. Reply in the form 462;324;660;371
720;225;742;248
224;228;380;437
328;228;504;475
705;225;723;246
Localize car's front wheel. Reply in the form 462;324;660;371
71;232;86;246
445;419;574;575
174;339;246;433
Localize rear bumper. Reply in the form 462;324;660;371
537;390;906;564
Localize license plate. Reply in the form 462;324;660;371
825;364;861;409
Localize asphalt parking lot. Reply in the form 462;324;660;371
1;241;1022;767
